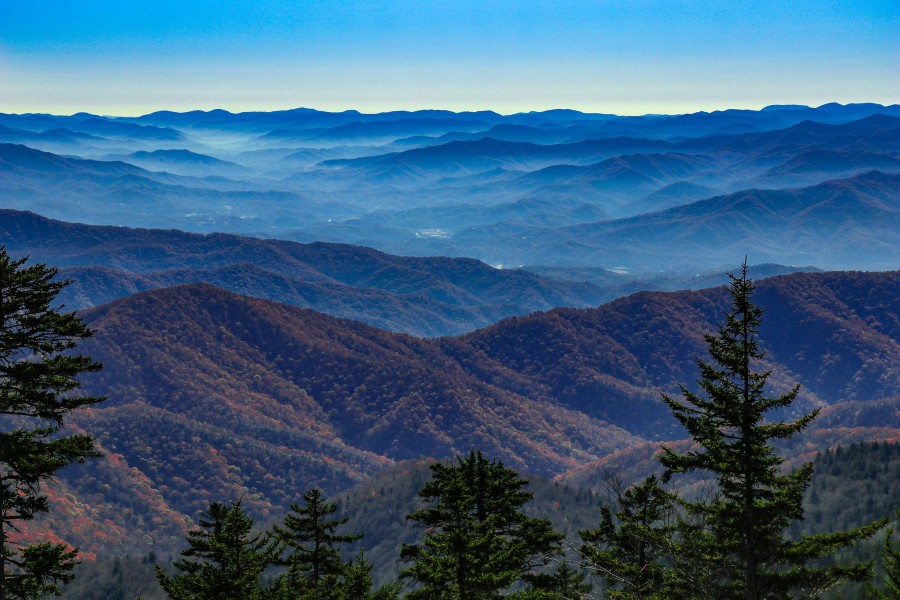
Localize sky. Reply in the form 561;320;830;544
1;0;897;116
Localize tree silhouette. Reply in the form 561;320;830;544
0;248;104;599
401;450;563;599
156;500;279;600
659;261;885;599
868;513;900;600
578;475;679;599
273;488;361;595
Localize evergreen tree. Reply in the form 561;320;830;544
269;490;396;600
156;500;279;600
868;514;900;600
0;248;104;599
522;562;592;599
658;261;885;599
400;450;563;599
335;551;400;600
578;475;679;599
4;545;80;600
273;488;362;596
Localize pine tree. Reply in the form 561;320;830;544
336;551;400;600
273;488;362;596
868;514;900;600
400;450;563;600
156;500;279;600
522;562;592;599
0;248;104;599
578;475;679;599
658;261;885;599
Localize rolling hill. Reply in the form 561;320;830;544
0;209;615;336
0;144;344;234
109;149;252;177
2;108;899;273
459;171;900;271
31;268;898;561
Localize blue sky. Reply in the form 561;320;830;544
1;0;897;116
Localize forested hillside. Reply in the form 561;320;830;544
0;209;617;337
3;9;899;597
20;268;893;565
58;441;900;598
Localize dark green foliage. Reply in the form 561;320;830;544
578;475;679;598
658;262;885;599
400;450;564;599
868;514;900;600
799;442;900;599
0;247;104;599
273;488;399;600
804;442;900;536
3;544;79;600
332;551;400;600
269;548;400;600
332;460;602;588
155;500;279;600
522;562;592;599
271;488;361;597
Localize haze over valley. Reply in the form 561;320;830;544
1;104;898;585
2;1;899;597
3;103;898;275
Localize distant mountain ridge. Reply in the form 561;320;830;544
1;108;899;272
457;170;900;270
0;143;350;235
118;102;900;135
0;209;617;336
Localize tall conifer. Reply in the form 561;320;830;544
0;248;104;599
578;475;679;599
273;488;362;595
401;450;563;599
156;500;279;600
659;261;884;599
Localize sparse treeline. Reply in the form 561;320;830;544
152;452;583;600
147;265;896;599
153;494;399;600
1;249;898;599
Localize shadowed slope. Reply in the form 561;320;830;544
0;209;611;336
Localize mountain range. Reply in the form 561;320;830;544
1;209;829;337
0;209;614;336
2;105;899;273
457;170;900;270
27;268;896;561
0;102;898;576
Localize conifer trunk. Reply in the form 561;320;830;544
742;307;756;600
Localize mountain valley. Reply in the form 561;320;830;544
20;268;893;562
2;104;898;272
0;102;897;597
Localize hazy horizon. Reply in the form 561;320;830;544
8;101;898;120
2;1;897;117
